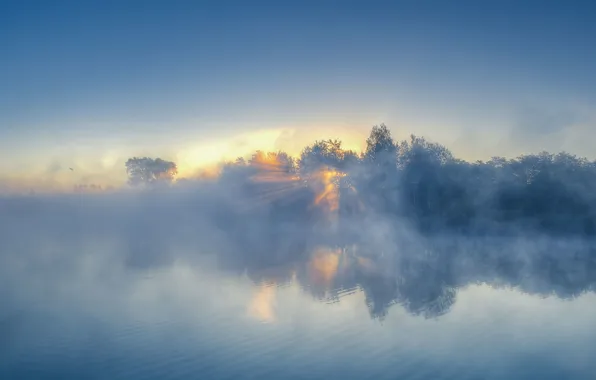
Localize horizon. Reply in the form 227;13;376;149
5;123;596;195
2;1;596;193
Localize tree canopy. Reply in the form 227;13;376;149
124;124;596;237
125;157;177;187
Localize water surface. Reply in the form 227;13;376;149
2;230;596;380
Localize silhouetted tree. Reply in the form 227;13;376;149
125;157;177;187
364;124;396;163
299;139;347;176
129;123;596;237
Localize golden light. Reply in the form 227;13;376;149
247;284;277;323
175;128;292;178
310;168;346;213
307;247;343;287
248;151;300;184
234;151;306;212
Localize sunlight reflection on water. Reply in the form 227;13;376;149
2;247;596;379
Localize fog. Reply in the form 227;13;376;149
2;124;596;322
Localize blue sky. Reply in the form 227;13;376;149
1;0;595;190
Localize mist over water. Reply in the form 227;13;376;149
2;126;596;379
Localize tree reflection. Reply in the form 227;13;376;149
211;234;596;320
6;123;596;322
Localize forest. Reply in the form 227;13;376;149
125;124;596;237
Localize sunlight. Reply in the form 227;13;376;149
308;168;348;214
176;128;293;178
247;284;277;323
307;247;342;287
248;151;301;184
233;151;306;212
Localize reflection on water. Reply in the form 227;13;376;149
2;234;596;379
2;193;596;379
248;285;277;323
6;120;596;378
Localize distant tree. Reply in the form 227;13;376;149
73;184;104;193
125;157;177;186
364;124;397;164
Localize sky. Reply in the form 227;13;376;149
1;0;596;192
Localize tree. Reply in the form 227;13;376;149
249;150;297;174
358;125;400;213
364;124;396;163
299;139;346;176
125;157;177;186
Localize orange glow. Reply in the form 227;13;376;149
248;151;300;183
1;125;373;194
232;151;305;212
247;284;277;322
156;167;178;181
310;168;347;213
307;247;342;287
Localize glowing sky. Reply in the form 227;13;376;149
2;1;596;192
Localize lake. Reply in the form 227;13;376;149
2;228;596;380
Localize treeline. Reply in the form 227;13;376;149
126;124;596;237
